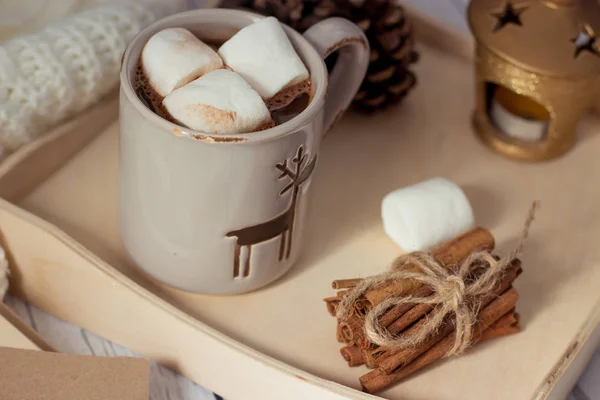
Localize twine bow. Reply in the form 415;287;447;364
336;202;539;357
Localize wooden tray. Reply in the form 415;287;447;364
0;302;55;352
0;93;118;202
1;8;600;400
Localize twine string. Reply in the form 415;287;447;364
336;201;540;357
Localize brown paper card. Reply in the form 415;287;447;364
0;347;150;400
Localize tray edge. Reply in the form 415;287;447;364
0;93;118;203
0;197;379;400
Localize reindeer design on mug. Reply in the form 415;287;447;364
226;145;317;279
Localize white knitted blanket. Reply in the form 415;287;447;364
0;0;186;160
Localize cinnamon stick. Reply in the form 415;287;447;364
323;297;340;316
347;229;497;351
353;286;434;350
364;228;495;306
354;298;371;317
340;315;364;344
360;288;520;394
374;319;456;376
360;312;520;368
481;323;520;340
363;349;383;369
336;323;344;343
340;346;365;367
385;259;521;337
359;311;518;369
363;347;386;369
360;312;519;385
367;260;506;348
480;311;520;341
377;285;434;328
332;279;362;290
337;289;350;299
386;303;435;335
377;262;521;374
355;333;371;351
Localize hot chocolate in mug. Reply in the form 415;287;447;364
119;9;369;294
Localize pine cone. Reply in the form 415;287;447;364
220;0;418;112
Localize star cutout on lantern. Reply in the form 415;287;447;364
492;2;528;32
571;24;600;58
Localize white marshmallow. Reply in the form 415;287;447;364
142;27;223;97
218;17;309;99
0;245;8;299
163;69;273;134
381;178;474;252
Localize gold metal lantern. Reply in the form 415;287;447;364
468;0;600;161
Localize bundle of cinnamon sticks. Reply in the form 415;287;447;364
323;228;522;394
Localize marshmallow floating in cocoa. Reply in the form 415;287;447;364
381;178;474;252
142;27;223;97
163;69;273;134
218;17;309;100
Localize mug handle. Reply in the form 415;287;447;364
303;18;370;134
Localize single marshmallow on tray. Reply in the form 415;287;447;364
381;178;474;252
142;27;223;97
163;69;273;134
218;17;309;99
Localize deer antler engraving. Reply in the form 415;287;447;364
279;181;294;196
275;160;296;180
226;145;317;279
293;146;306;164
275;146;308;196
276;159;296;195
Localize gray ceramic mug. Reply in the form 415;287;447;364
119;9;369;294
